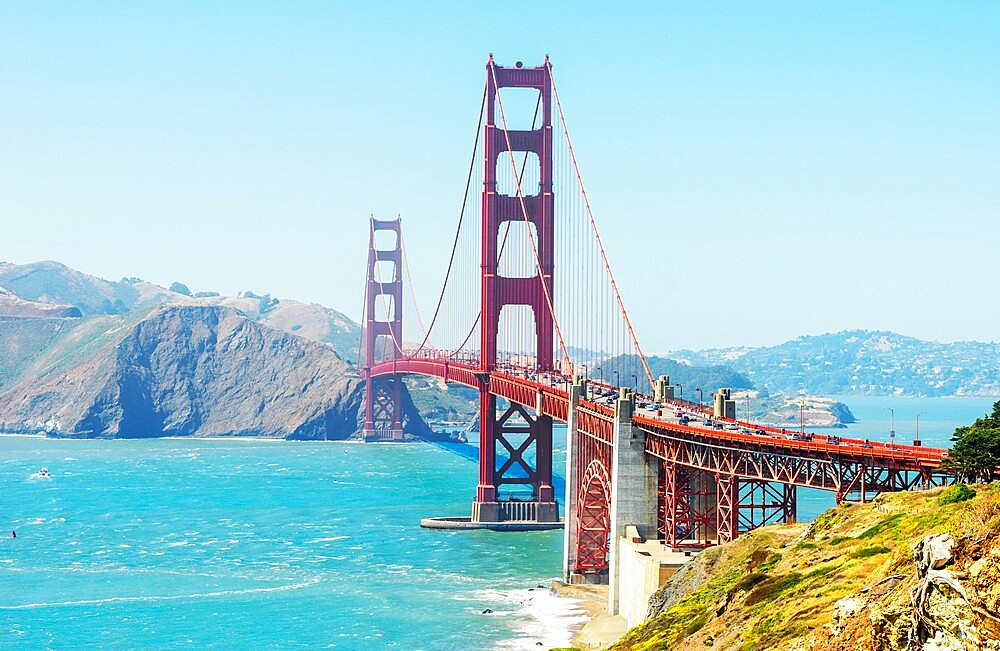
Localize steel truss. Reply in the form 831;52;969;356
644;429;948;502
575;459;611;577
489;402;554;501
566;419;615;577
661;463;715;548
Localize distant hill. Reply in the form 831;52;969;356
0;261;431;439
667;330;1000;397
0;261;138;315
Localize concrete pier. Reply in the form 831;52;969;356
563;376;585;581
607;389;660;616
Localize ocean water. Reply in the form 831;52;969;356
1;436;582;650
2;396;994;648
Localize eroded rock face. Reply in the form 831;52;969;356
0;306;370;439
821;532;1000;651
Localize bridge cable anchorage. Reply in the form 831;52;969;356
410;80;489;360
489;60;573;374
547;65;655;389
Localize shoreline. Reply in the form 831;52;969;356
549;581;628;650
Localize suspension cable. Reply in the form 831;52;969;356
547;65;654;388
357;222;371;367
444;89;542;363
490;61;573;374
408;80;489;356
398;225;434;349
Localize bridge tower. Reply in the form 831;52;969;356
362;217;404;441
472;56;558;524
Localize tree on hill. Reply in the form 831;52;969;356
944;400;1000;482
169;282;191;296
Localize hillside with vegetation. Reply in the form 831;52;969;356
608;483;1000;651
668;330;1000;397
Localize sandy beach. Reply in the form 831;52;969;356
551;581;628;649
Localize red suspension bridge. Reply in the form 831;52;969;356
360;56;950;588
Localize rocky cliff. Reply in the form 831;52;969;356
0;305;380;439
611;483;1000;651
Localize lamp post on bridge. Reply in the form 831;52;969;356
695;388;703;409
675;383;683;405
612;370;619;389
596;366;602;387
883;407;895;448
630;374;638;394
914;412;925;447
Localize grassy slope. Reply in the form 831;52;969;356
608;483;1000;651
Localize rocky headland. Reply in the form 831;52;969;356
0;261;432;439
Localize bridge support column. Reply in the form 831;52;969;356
716;474;738;544
472;395;559;524
608;389;659;616
362;216;405;442
363;375;404;441
471;56;558;527
663;464;717;548
563;376;585;582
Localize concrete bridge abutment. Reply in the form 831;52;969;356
608;388;660;616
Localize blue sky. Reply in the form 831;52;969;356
2;2;997;350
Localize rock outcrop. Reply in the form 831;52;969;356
0;305;372;439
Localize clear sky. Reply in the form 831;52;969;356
2;2;997;351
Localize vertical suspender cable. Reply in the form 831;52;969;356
547;65;654;389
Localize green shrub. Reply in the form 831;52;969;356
939;483;977;505
684;613;709;635
849;545;890;559
858;513;904;540
734;573;769;592
744;573;804;606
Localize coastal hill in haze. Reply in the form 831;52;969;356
667;330;1000;397
0;261;432;439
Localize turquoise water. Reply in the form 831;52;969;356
1;437;581;650
2;396;994;648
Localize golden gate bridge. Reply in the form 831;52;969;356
359;56;949;592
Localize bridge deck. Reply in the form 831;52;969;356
368;358;947;483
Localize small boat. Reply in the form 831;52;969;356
29;467;52;480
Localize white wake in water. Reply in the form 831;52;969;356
0;577;321;610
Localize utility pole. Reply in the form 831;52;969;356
883;407;895;448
